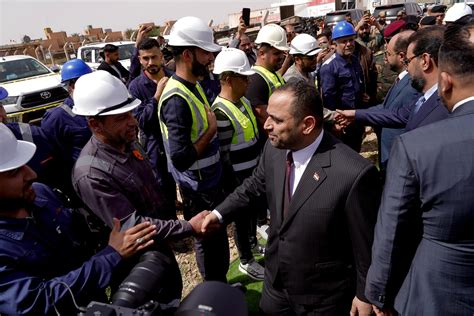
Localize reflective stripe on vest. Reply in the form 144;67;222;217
212;96;259;172
60;104;76;117
158;77;220;172
252;65;286;97
18;122;33;143
211;96;258;151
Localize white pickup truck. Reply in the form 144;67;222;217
77;41;135;70
0;55;68;124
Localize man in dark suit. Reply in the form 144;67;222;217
98;44;130;84
334;30;421;173
336;26;449;156
365;22;474;315
202;80;381;315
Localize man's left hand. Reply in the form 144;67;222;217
350;296;373;316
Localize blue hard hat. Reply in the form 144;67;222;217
0;87;8;101
332;21;356;40
61;59;92;83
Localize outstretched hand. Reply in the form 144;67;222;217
108;218;156;259
201;212;221;234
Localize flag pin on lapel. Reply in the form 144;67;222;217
313;172;320;181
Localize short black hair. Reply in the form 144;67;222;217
138;38;160;51
169;45;195;62
408;25;445;65
439;22;474;78
103;44;119;53
274;78;323;126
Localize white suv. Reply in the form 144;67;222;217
0;55;68;123
77;41;135;70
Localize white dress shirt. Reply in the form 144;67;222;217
452;96;474;112
213;130;325;223
288;130;324;196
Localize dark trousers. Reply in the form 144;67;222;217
233;206;258;264
180;185;229;282
259;279;352;316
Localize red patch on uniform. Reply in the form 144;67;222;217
132;149;144;160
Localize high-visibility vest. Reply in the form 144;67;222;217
212;96;259;172
158;77;221;189
252;65;286;98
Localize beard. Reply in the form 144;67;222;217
411;75;426;92
191;59;209;78
146;64;161;74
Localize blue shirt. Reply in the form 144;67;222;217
320;53;364;110
6;123;54;181
41;97;91;166
128;68;174;172
0;183;122;315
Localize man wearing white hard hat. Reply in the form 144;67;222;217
157;16;229;282
284;33;321;85
245;23;289;130
71;70;208;309
444;2;473;24
0;123;157;314
211;48;265;281
284;34;337;124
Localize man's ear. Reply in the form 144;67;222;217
439;71;453;96
301;116;317;135
87;117;101;133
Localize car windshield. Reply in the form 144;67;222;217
118;44;134;60
0;58;51;83
374;5;405;19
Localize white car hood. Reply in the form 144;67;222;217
2;73;62;97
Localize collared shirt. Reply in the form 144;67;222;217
129;67;174;171
288;130;324;196
452;96;474;112
423;83;438;103
72;136;192;238
320;53;365;110
398;70;408;81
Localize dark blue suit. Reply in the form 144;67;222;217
355;87;449;133
356;74;421;168
365;100;474;315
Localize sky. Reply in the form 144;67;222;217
0;0;276;45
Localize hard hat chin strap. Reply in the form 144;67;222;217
96;97;136;116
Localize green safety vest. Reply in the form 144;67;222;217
212;96;259;172
252;65;286;98
158;77;220;172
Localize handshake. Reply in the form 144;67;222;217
188;211;223;236
333;109;356;131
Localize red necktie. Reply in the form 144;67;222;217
283;151;293;219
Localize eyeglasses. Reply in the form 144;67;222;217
403;53;422;66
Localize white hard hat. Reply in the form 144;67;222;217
444;3;472;22
289;33;322;56
213;48;255;76
255;24;290;51
167;16;222;53
0;123;36;173
72;71;140;116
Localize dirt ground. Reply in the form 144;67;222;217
175;129;379;297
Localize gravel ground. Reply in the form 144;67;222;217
175;129;379;297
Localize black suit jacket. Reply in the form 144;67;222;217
217;132;381;305
97;61;130;84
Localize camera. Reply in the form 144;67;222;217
79;301;160;316
112;250;173;309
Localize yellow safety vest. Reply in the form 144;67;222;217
252;65;286;97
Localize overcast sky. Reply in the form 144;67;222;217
0;0;276;45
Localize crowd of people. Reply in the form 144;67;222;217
0;3;473;315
